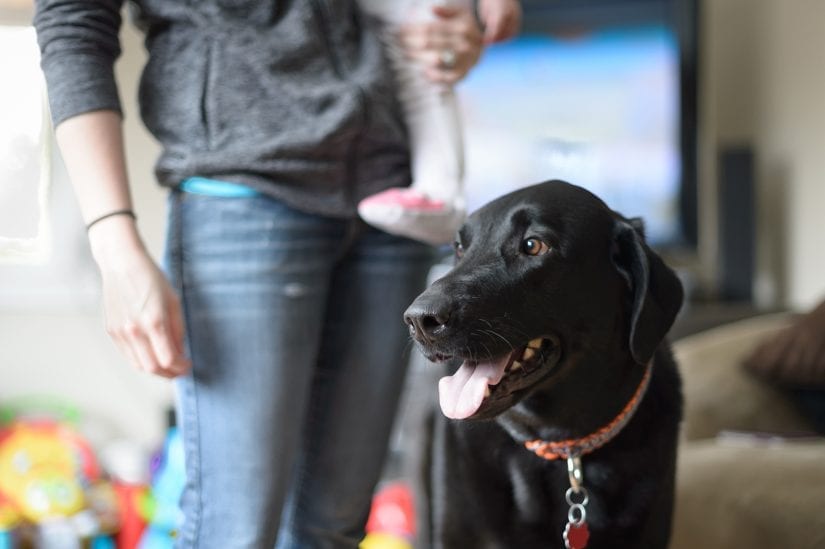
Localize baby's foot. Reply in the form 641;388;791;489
358;187;465;245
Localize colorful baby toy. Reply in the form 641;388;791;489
0;402;121;548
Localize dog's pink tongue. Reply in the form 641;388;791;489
438;357;509;419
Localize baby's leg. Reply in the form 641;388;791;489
395;50;465;203
358;0;471;245
389;0;467;200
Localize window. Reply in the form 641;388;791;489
0;26;50;263
0;25;98;310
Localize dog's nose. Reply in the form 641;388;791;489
404;298;451;343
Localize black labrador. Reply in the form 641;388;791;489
404;180;684;549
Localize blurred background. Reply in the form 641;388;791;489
1;0;823;547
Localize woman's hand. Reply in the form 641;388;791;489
478;0;522;44
90;217;190;379
399;4;484;85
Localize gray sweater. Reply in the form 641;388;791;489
34;0;411;218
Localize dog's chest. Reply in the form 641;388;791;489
507;455;567;523
489;439;627;542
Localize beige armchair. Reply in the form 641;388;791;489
670;313;825;549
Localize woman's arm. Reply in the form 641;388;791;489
55;111;190;379
34;0;189;378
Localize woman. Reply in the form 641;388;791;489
33;1;487;547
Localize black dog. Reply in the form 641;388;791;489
404;180;684;549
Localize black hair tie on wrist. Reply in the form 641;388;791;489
85;209;136;232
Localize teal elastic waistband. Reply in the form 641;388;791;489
179;177;260;197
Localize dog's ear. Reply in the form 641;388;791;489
611;219;684;364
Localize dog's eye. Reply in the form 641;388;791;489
521;237;550;256
454;242;465;259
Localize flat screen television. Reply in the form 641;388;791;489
458;0;698;249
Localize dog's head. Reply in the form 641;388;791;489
404;180;683;421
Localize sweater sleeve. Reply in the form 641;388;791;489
33;0;125;126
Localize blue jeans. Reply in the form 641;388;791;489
164;190;435;548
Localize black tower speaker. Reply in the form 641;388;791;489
717;146;755;302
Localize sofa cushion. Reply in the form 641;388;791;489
672;438;825;549
743;297;825;388
741;298;825;434
673;313;815;439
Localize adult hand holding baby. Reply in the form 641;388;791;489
399;0;521;84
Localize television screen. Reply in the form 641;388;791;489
458;18;693;247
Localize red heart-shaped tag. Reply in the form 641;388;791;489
564;521;590;549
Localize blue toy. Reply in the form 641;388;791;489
137;428;184;549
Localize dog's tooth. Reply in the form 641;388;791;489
510;361;522;372
528;337;543;349
522;347;535;361
484;386;492;398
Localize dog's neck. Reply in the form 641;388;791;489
523;360;652;460
495;351;654;455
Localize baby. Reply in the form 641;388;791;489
358;0;522;245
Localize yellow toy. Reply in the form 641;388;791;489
0;420;95;522
0;488;23;549
0;416;118;547
360;532;413;549
0;489;22;529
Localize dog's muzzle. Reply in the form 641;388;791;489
403;294;451;346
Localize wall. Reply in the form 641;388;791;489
755;0;825;309
700;0;825;310
0;15;172;453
